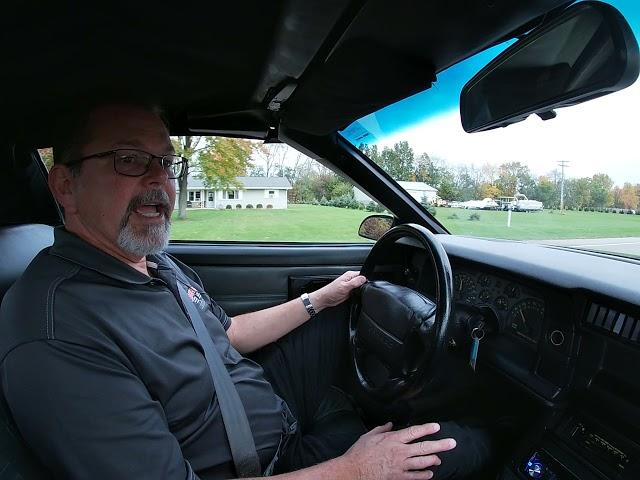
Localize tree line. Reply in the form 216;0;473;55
361;141;640;211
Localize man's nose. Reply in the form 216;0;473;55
144;157;170;183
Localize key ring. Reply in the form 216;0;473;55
471;327;485;341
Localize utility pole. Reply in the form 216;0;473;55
558;160;570;213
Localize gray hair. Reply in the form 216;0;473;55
52;101;168;177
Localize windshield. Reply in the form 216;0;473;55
341;0;640;260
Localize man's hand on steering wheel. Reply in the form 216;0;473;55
311;271;367;311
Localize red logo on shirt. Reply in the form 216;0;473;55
187;287;206;310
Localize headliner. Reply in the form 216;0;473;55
1;0;572;145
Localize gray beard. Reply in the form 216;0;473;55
117;189;171;258
117;221;170;258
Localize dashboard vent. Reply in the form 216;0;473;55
585;302;640;344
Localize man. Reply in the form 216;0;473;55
0;104;458;479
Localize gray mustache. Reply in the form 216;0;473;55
120;189;172;229
128;189;171;213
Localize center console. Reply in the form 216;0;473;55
499;412;640;480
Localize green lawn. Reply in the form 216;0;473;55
170;204;640;242
437;207;640;240
171;204;374;242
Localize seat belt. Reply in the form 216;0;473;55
176;282;262;478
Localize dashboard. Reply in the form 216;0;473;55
377;234;640;478
453;268;546;345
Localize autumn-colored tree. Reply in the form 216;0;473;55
199;137;253;190
38;148;54;170
479;183;501;199
617;183;639;209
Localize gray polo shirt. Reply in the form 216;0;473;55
0;227;289;479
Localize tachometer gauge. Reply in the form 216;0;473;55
495;296;508;311
508;299;545;343
454;272;476;299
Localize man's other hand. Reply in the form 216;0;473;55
311;270;367;311
341;422;456;480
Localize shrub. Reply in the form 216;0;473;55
468;213;480;221
246;204;253;209
327;194;360;209
447;213;459;220
365;201;386;213
235;204;242;209
225;204;232;209
425;205;437;217
256;204;263;208
266;204;273;209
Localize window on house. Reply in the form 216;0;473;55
188;191;195;201
170;135;387;242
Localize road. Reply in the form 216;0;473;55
527;237;640;258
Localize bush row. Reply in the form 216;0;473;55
224;204;273;209
554;206;638;214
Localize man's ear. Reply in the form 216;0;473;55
48;165;79;215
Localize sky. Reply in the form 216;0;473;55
341;0;640;187
377;80;640;186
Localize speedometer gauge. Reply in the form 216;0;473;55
508;299;545;343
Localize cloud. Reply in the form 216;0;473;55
379;81;640;186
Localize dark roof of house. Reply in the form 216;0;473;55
181;175;292;190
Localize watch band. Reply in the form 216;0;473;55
300;292;317;318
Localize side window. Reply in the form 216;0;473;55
170;136;386;242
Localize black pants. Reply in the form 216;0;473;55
252;305;495;479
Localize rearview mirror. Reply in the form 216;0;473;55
460;1;639;133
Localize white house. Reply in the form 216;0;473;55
354;181;438;205
176;175;293;209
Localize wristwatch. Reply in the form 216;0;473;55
300;292;317;318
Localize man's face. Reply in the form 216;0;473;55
62;104;176;261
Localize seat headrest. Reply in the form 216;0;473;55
0;224;54;301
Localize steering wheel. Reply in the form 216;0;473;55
349;223;453;400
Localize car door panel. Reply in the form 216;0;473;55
167;244;371;316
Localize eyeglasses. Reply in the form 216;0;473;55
68;149;188;179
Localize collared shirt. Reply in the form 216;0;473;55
0;227;288;479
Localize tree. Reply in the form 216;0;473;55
246;164;265;177
199;137;253;190
496;162;533;197
253;143;289;177
378;141;415;180
589;173;614;208
38;148;54;170
479;183;501;199
438;174;459;201
566;177;591;209
172;136;203;220
534;176;557;209
617;183;639;209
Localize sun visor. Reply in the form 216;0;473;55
282;39;435;136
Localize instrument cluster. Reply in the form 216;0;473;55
453;268;546;344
